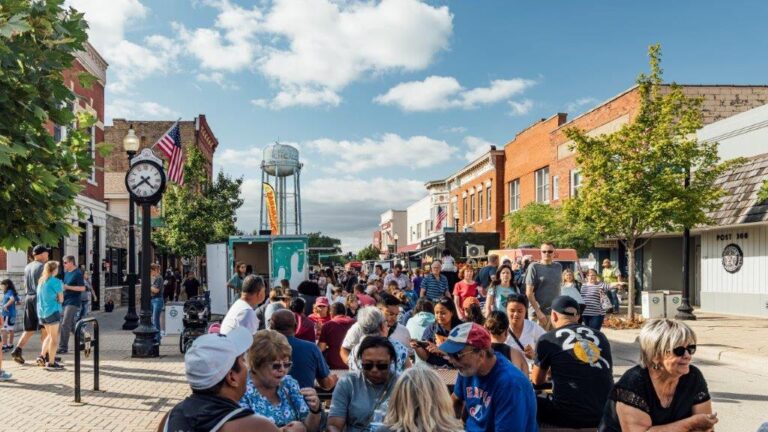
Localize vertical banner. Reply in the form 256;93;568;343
263;182;279;234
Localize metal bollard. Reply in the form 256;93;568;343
74;317;99;403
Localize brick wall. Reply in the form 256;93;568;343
450;151;506;239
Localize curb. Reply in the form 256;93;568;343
603;329;768;374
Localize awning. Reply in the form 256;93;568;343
411;245;438;258
397;243;420;254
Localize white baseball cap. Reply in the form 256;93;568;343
185;326;252;390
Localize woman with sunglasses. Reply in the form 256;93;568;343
410;297;462;368
347;306;411;373
600;318;717;432
328;336;399;432
240;330;322;432
485;264;518;316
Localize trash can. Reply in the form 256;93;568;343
663;291;682;318
165;302;184;335
641;291;665;319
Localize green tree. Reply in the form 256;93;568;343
565;44;736;320
0;1;108;250
307;232;342;265
504;202;598;255
356;244;381;261
154;147;244;257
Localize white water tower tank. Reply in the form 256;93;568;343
263;143;301;177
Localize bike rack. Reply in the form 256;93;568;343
74;317;99;403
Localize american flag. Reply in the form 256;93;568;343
435;205;447;230
153;121;184;186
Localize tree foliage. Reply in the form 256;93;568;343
307;232;342;264
504;202;599;255
0;0;108;250
564;44;736;319
356;244;381;261
154;147;244;257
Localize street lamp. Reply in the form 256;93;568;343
676;167;696;320
122;126;140;330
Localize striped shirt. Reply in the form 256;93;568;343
421;274;449;301
581;282;607;316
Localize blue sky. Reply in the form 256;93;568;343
68;0;768;251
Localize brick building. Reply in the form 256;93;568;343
502;84;768;299
0;42;108;308
102;116;219;293
448;146;506;239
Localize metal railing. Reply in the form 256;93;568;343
74;317;99;403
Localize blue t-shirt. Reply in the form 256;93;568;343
63;269;85;307
2;291;19;320
287;336;330;389
454;352;539;432
37;277;64;319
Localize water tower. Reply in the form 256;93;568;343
260;142;303;235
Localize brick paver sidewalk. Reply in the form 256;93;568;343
0;307;189;431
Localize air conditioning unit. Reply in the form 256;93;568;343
466;244;485;259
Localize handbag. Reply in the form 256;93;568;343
600;284;613;312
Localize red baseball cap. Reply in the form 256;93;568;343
315;297;329;307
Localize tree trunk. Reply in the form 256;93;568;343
626;246;636;321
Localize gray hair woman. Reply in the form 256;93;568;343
600;318;717;431
347;307;411;373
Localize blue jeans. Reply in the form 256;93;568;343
151;297;164;342
607;288;620;312
78;300;90;322
583;315;605;331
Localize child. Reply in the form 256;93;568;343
1;279;19;352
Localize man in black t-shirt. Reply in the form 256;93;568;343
531;296;613;428
182;271;201;300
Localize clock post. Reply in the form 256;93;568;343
125;148;167;358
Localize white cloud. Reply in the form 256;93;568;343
182;0;452;109
463;136;496;162
235;175;428;251
508;99;534;116
107;99;179;122
565;97;598;113
196;72;240;90
308;133;457;172
67;0;180;94
374;76;536;111
214;147;264;169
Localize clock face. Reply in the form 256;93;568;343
127;162;164;200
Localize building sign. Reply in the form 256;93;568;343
722;243;744;273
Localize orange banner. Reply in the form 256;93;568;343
263;182;279;235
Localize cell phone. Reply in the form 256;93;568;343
411;339;430;348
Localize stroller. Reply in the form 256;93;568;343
179;294;211;354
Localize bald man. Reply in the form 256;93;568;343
270;310;337;390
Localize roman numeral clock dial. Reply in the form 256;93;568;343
125;159;166;204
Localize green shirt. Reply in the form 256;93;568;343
602;267;620;284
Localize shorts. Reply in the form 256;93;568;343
2;316;14;331
23;295;40;331
40;311;61;325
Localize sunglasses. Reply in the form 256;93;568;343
361;362;390;371
671;345;696;357
271;361;293;371
449;348;477;361
541;250;554;254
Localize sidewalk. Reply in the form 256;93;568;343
0;307;189;431
603;310;768;371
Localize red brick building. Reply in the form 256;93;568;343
448;147;506;240
0;42;109;303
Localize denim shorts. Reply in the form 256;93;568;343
40;311;61;325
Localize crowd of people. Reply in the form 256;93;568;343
161;242;717;432
2;246;99;375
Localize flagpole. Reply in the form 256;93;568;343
150;118;182;150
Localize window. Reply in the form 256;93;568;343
486;186;492;219
509;180;520;211
417;223;422;239
426;219;433;234
478;190;483;221
535;167;550;203
571;169;582;197
552;175;559;201
470;193;475;223
88;125;96;183
463;196;468;226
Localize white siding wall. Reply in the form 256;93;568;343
700;225;768;316
406;196;431;245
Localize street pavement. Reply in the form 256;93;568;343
0;307;765;431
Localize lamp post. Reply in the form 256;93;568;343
676;167;696;320
122;126;140;330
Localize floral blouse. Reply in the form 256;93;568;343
239;374;309;427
